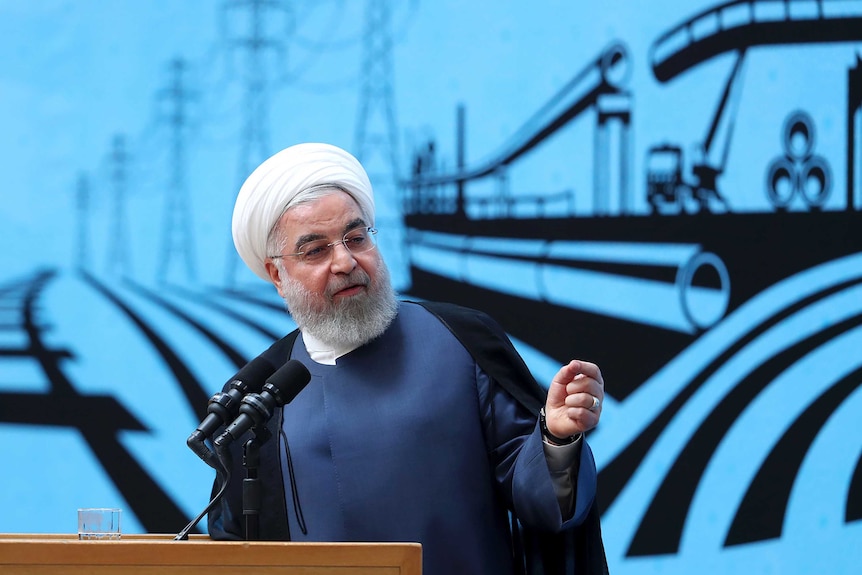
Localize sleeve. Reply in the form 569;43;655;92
475;364;598;532
543;438;583;518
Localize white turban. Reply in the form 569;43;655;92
232;142;376;281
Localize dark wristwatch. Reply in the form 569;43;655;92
539;407;580;446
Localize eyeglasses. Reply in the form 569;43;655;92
270;227;378;265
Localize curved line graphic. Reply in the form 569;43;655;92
125;280;250;369
848;449;862;523
168;285;285;341
725;363;862;545
600;280;860;520
594;253;862;557
627;287;862;555
82;271;210;422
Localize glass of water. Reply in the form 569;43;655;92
77;508;121;540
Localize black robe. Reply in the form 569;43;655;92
208;300;609;574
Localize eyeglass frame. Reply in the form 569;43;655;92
268;226;379;264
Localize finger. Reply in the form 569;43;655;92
562;405;600;434
551;360;582;386
547;361;582;405
575;361;603;386
559;360;603;387
564;391;601;411
566;375;602;396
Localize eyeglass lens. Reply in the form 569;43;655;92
299;228;376;263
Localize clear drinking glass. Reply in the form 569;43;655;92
77;508;122;540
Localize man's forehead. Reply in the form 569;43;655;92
280;193;365;239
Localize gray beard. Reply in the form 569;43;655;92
280;258;398;350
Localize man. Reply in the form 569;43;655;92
209;142;608;574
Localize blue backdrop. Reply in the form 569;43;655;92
1;1;860;573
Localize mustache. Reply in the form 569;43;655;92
325;269;370;298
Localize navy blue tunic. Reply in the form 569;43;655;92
210;302;598;575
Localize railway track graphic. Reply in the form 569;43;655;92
0;270;190;532
0;269;291;533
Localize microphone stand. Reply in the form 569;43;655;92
242;425;271;541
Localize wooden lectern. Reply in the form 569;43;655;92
0;534;422;574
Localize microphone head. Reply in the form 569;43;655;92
263;360;311;405
226;356;278;394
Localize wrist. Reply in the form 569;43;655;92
539;407;580;446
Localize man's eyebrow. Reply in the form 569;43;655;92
294;232;325;250
294;218;367;250
343;218;366;234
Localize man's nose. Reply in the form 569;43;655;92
329;241;357;273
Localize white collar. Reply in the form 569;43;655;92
300;330;360;365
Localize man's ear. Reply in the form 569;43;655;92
265;260;286;298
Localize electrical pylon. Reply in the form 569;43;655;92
106;134;132;279
75;173;90;271
355;0;400;183
157;57;197;285
221;0;292;287
354;0;406;287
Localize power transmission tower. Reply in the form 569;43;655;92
75;173;90;271
354;0;406;286
221;0;292;287
106;134;132;279
157;57;197;285
355;0;400;183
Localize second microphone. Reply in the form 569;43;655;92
213;359;311;448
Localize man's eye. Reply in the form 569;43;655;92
346;235;366;247
303;245;328;258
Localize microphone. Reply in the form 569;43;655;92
186;356;278;466
213;359;311;449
